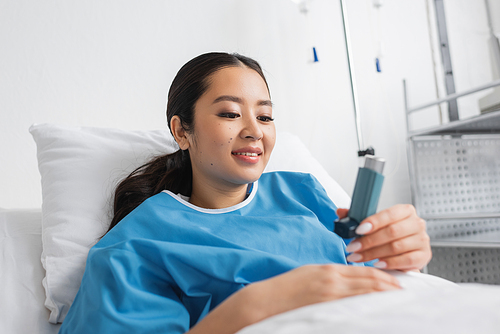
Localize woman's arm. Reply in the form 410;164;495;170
188;204;431;334
340;204;432;271
187;264;401;334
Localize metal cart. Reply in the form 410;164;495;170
404;80;500;284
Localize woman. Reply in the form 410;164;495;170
60;52;431;334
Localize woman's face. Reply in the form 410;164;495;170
186;65;276;189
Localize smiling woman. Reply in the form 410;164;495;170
59;52;432;334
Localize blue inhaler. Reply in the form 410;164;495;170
334;155;385;239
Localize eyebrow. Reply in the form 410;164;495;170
212;95;273;107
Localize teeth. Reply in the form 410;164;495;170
233;152;259;157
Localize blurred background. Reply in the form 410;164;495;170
1;0;499;209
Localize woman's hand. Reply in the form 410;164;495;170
339;204;432;271
245;264;401;318
189;264;401;334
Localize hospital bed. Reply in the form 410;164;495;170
2;123;500;334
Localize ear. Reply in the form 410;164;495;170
170;116;190;150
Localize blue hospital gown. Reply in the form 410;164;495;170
59;171;353;333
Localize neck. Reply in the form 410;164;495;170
189;180;250;209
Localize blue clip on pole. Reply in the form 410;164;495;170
313;47;319;62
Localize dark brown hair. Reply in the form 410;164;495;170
106;52;269;233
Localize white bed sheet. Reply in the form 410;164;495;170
238;272;500;334
0;209;60;334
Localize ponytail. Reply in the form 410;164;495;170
106;150;192;233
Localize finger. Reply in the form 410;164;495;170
356;204;417;236
375;249;432;271
341;277;402;297
348;216;426;253
334;265;401;288
347;232;430;264
336;208;349;220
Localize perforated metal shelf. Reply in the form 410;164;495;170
427;217;500;247
409;135;500;219
407;133;500;284
427;246;500;284
409;109;500;138
404;79;500;284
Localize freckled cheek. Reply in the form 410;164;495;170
211;127;236;148
213;137;230;148
264;128;276;154
203;123;237;156
205;133;232;157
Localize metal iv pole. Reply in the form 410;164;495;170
339;0;374;156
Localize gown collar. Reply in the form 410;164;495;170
162;181;258;214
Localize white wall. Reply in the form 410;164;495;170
1;0;498;210
444;0;500;119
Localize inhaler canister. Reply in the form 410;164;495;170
334;155;385;239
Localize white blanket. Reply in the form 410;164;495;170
238;271;500;334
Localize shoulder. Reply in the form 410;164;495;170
260;170;318;182
257;171;328;203
259;171;324;190
257;171;338;225
98;192;178;246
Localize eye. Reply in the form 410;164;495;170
218;112;240;119
257;115;274;122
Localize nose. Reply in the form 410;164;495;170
240;114;263;140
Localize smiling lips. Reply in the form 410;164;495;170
233;152;259;157
231;147;262;164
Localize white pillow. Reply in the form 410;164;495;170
30;123;349;324
30;124;178;323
